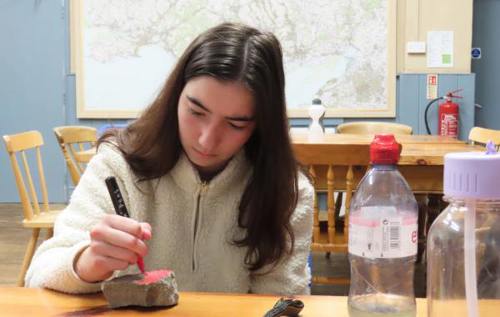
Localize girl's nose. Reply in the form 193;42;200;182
198;124;219;153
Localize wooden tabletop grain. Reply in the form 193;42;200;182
0;287;430;317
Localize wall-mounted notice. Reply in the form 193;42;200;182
426;74;438;99
427;31;454;68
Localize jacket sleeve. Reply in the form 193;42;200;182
24;144;137;294
249;172;314;295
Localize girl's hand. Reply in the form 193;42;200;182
74;214;152;283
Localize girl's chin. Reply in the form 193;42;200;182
187;155;220;171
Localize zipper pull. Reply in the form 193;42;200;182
200;181;208;194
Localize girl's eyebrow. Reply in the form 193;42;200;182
186;95;255;122
186;95;210;112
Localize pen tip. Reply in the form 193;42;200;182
137;257;145;274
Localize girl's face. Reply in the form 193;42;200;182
178;76;256;176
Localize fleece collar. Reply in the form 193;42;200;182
169;150;252;196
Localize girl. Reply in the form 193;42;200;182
26;22;313;295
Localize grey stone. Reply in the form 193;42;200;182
101;270;179;308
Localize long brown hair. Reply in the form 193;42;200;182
99;23;298;271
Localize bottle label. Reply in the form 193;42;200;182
348;207;418;259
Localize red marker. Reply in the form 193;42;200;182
105;176;146;274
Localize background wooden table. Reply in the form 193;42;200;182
1;287;429;316
292;134;484;193
292;134;485;263
80;134;481;191
292;133;466;145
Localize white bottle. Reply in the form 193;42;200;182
308;98;325;141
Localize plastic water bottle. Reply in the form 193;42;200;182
348;134;418;317
427;141;500;317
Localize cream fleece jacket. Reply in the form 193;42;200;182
25;144;313;295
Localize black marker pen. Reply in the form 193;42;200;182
105;176;145;273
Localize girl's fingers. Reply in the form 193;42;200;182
90;223;148;257
77;216;151;283
140;222;152;240
102;215;153;240
103;214;143;238
93;254;130;272
90;240;139;264
75;246;128;282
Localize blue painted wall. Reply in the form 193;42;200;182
0;1;67;203
0;1;477;202
472;0;500;130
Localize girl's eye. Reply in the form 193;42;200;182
229;122;246;131
189;108;204;116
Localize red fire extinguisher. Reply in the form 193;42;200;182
425;89;462;138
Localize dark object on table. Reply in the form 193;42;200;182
101;270;179;308
263;297;304;317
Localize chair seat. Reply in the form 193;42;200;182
22;209;63;228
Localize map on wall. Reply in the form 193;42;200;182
74;0;395;118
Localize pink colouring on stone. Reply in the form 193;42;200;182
134;270;173;285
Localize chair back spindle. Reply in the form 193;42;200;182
3;131;48;221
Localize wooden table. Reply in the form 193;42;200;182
1;287;430;316
78;134;483;192
292;134;485;262
292;133;484;193
292;133;466;145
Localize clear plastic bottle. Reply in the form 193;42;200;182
427;143;500;317
348;134;418;317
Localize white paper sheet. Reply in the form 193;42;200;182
427;31;454;68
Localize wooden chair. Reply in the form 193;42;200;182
468;126;500;150
3;131;64;286
294;143;371;285
336;121;413;135
53;126;97;186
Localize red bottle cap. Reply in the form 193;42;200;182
370;134;401;164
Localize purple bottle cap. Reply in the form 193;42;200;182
444;146;500;199
485;140;497;155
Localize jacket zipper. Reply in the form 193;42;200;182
192;181;208;271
